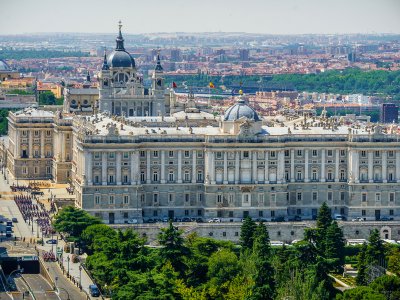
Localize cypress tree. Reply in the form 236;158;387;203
366;229;385;266
325;221;346;273
356;243;368;286
240;216;257;252
316;202;332;253
249;223;275;300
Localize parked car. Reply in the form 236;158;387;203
271;216;285;222
182;217;191;222
196;218;204;223
46;239;57;244
379;217;391;221
89;284;100;297
334;214;345;221
351;217;364;222
6;231;12;238
211;218;221;223
162;217;169;222
6;221;12;227
12;218;18;223
128;218;138;224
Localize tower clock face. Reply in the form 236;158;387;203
156;79;162;86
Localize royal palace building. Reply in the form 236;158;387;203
5;25;400;226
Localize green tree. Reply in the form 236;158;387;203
370;275;400;300
366;229;385;266
81;223;116;254
316;202;332;253
240;216;257;252
248;223;275;300
38;91;56;105
325;221;346;273
356;243;368;286
387;248;400;276
53;206;101;239
207;248;240;286
158;221;189;273
336;286;386;300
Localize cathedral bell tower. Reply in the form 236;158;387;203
151;52;164;98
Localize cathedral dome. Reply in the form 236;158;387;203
0;60;11;71
107;21;135;69
223;98;260;121
107;51;135;68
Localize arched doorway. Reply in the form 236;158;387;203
380;226;391;239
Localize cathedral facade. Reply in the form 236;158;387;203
98;23;168;117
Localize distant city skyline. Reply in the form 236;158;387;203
0;0;399;35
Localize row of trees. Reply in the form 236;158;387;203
0;49;90;60
53;205;400;300
165;69;400;99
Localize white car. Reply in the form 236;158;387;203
208;218;221;223
351;217;364;222
128;218;138;224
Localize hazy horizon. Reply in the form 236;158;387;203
1;0;399;35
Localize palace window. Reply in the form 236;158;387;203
312;192;318;202
152;172;158;182
94;195;100;205
243;151;249;158
297;192;302;201
184;151;190;158
153;151;158;157
390;192;395;202
168;171;174;182
361;151;366;158
109;195;114;204
123;195;129;204
327;150;333;157
297;150;302;156
270;151;276;158
312;150;318;157
362;193;367;202
140;151;145;157
184;170;190;182
197;170;203;182
169;151;174;158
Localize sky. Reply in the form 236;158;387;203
0;0;399;35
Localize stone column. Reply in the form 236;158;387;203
116;152;122;185
252;151;258;184
40;131;45;158
161;150;166;183
146;150;151;183
277;150;284;183
290;149;295;182
192;150;196;183
177;150;182;183
15;131;20;158
223;151;228;184
235;151;240;184
102;152;107;185
304;149;309;182
160;150;165;183
320;149;326;182
210;151;215;184
131;151;137;184
382;150;387;183
352;150;359;183
396;151;400;183
264;151;269;184
368;150;373;183
29;130;33;158
334;149;340;182
86;152;92;185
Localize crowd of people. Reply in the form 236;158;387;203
42;250;56;262
13;194;55;236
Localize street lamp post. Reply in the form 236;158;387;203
67;256;70;276
78;265;82;289
57;287;70;300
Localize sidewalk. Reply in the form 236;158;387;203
56;239;101;300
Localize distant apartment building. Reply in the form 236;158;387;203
381;103;399;124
